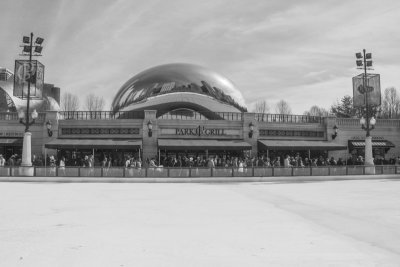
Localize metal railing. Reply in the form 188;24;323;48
1;165;399;178
0;112;45;122
158;111;243;121
255;113;324;124
336;118;400;127
58;111;144;120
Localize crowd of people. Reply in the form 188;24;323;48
156;154;400;168
1;153;400;169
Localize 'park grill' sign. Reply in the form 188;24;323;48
176;126;226;136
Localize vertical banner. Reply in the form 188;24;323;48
352;73;381;108
13;60;44;99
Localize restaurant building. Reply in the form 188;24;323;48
0;64;399;166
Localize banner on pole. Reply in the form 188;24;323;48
13;60;44;100
352;73;381;108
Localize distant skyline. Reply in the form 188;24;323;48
1;0;400;114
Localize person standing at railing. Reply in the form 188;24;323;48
337;158;345;166
0;154;5;167
284;155;291;168
59;157;66;176
49;155;56;176
8;155;15;167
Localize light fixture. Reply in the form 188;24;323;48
331;125;338;140
23;46;31;53
365;53;372;59
355;52;362;59
360;117;366;127
35;37;44;45
147;120;153;137
356;60;363;67
366;61;373;67
34;46;43;54
18;109;25;123
31;109;38;120
248;121;254;138
16;33;45;169
46;120;53;137
23;36;30;44
370;117;376;129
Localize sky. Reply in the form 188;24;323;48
1;0;400;114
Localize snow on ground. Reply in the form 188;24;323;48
0;179;400;267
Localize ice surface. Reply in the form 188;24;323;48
0;179;399;266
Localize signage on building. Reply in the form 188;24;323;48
0;131;24;138
175;126;226;136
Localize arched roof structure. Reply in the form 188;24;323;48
112;63;247;117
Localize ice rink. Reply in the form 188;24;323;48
1;179;400;266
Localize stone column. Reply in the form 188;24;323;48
21;132;32;167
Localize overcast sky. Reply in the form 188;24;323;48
1;0;400;114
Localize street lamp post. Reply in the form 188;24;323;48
17;33;44;169
355;49;375;169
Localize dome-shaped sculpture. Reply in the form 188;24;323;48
112;63;247;116
0;74;60;112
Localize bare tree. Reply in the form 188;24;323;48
85;94;105;111
61;92;80;111
381;87;400;118
274;100;292;114
303;105;329;117
253;100;270;113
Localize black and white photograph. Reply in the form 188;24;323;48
0;0;400;266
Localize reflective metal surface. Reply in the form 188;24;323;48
0;75;60;112
112;63;247;113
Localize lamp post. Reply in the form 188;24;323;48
147;120;153;137
17;33;44;168
355;49;375;167
248;121;254;138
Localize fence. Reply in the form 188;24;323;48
254;113;324;124
0;112;46;122
0;165;399;178
158;111;243;121
58;111;144;120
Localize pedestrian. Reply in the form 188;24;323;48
0;154;5;167
59;156;66;176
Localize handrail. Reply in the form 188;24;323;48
254;113;324;124
58;111;144;120
0;112;45;122
1;165;398;177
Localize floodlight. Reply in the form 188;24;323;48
35;37;44;45
18;109;25;119
355;52;362;59
366;61;373;67
365;53;372;59
23;36;30;44
34;46;43;54
356;60;363;67
31;109;38;119
23;46;31;53
370;117;376;126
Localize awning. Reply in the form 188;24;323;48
45;139;142;149
158;139;252;150
258;140;347;151
0;138;23;146
348;140;395;149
